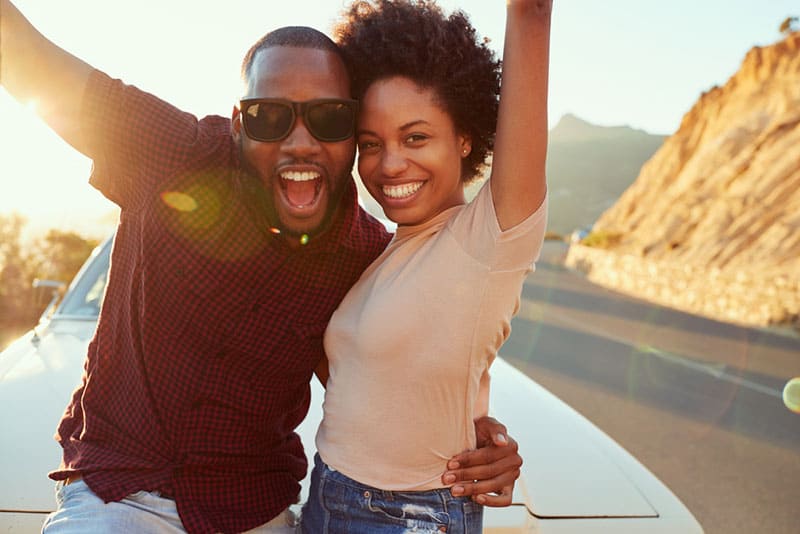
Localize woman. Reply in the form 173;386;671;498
303;0;551;532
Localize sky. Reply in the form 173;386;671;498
0;0;796;238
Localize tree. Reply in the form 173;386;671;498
0;216;99;349
0;214;34;320
779;16;799;35
28;230;100;285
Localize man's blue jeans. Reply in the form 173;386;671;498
41;479;297;533
301;454;483;533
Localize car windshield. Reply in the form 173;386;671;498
56;239;112;318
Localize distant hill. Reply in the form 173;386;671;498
545;114;666;235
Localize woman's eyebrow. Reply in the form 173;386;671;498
357;120;431;137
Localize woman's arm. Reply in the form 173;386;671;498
0;0;94;152
489;0;552;230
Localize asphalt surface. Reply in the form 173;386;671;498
500;242;800;534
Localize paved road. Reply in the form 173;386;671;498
500;242;800;534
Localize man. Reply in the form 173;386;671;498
0;2;522;533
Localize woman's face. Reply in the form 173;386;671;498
356;76;470;226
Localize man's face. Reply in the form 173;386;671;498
232;46;356;236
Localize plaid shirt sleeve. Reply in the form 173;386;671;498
80;70;231;211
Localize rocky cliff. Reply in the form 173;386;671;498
567;32;800;330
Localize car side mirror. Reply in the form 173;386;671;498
32;279;67;322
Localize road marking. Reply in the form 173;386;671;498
518;298;784;399
639;346;783;399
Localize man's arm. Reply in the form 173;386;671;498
0;0;94;152
441;416;522;506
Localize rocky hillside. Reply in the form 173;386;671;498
567;32;800;329
546;114;665;235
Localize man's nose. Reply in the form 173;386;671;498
282;119;322;156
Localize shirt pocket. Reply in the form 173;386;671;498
140;232;223;354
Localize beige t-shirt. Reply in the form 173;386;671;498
316;183;547;490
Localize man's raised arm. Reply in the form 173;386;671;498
1;0;94;152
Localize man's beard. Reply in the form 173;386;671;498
237;143;353;240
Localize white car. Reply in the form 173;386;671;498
0;236;703;533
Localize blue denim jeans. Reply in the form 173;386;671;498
301;454;483;533
41;479;297;533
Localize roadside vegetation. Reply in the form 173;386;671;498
0;213;98;350
580;229;623;249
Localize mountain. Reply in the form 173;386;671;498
545;114;666;235
567;32;800;330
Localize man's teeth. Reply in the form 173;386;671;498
383;182;423;199
281;171;320;182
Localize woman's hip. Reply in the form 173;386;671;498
301;453;483;534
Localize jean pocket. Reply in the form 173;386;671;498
364;491;449;530
55;479;90;506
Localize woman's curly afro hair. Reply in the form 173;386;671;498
334;0;501;183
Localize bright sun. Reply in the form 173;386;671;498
0;92;115;239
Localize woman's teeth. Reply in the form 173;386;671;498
382;182;423;199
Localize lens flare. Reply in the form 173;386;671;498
161;191;198;212
783;377;800;414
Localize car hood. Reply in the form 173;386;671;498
489;357;659;518
0;318;96;513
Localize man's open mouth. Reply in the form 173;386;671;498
280;170;323;209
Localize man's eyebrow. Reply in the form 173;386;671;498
357;120;431;137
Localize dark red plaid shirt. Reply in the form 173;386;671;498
50;71;391;534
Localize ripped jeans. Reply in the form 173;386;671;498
300;454;483;533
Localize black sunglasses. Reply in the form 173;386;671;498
239;98;358;143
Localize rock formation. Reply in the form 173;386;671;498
567;32;800;330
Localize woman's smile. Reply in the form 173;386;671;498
357;76;468;226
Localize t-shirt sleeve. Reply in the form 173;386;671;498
448;181;548;272
80;70;229;211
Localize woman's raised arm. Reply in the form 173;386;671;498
489;0;552;230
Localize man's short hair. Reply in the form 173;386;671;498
240;26;344;83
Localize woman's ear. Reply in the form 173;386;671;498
460;136;472;158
